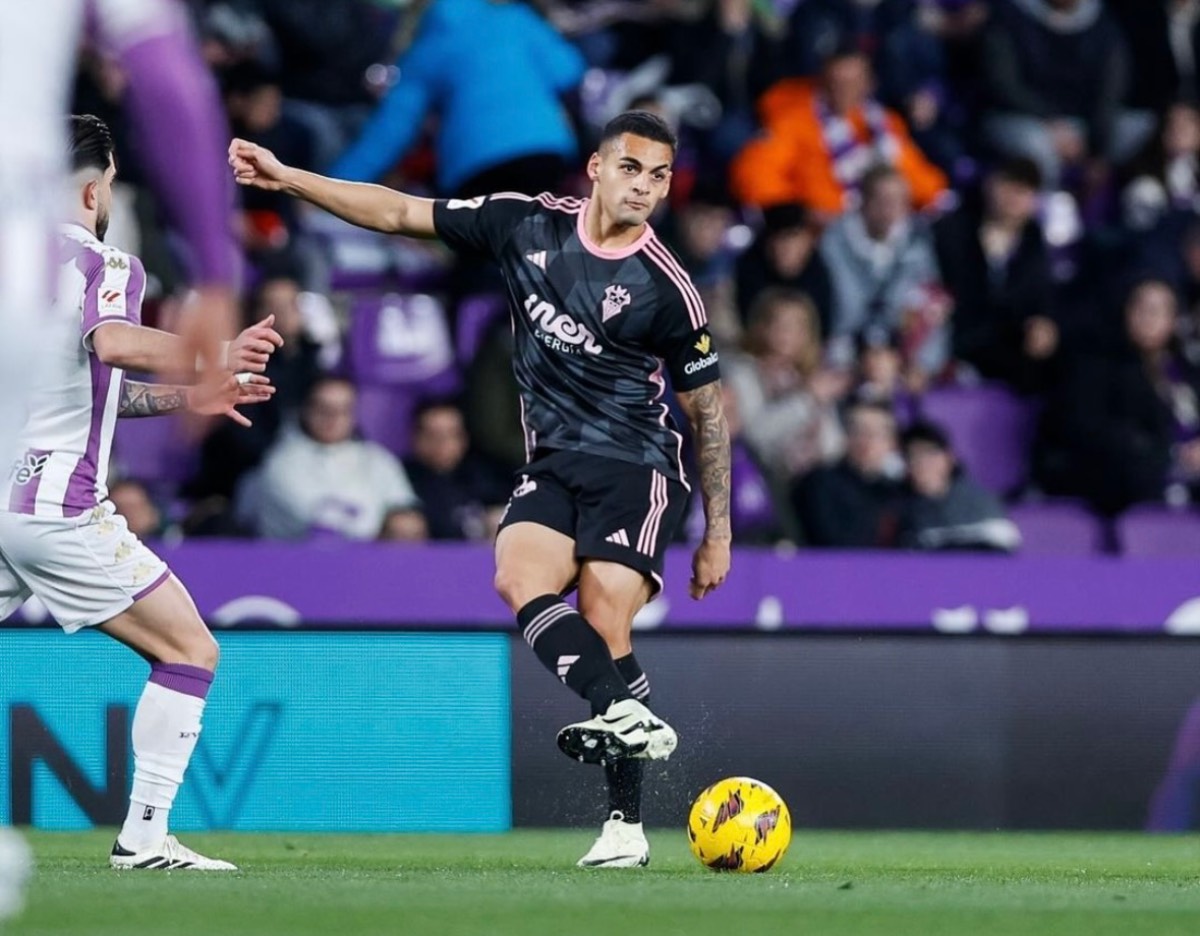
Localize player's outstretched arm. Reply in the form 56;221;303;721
119;374;275;428
228;139;437;238
676;380;733;600
91;317;283;377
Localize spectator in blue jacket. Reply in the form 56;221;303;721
330;0;585;197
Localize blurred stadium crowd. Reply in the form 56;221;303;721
81;0;1200;553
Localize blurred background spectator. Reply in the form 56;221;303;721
244;377;419;540
820;165;949;381
730;45;948;218
935;157;1058;392
980;0;1152;192
723;288;845;483
110;479;179;543
402;400;509;541
1035;279;1200;514
897;420;1021;551
791;400;903;548
330;0;585;197
735;203;833;337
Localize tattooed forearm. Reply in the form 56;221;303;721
118;381;187;418
679;381;732;541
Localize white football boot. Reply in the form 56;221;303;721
557;698;678;765
110;835;237;871
0;828;32;922
577;812;650;868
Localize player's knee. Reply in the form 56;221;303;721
493;566;530;612
182;631;219;672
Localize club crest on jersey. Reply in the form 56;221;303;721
524;293;603;356
601;284;631;322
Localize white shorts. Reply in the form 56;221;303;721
0;501;170;633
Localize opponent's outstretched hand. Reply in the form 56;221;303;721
187;373;275;428
227;314;284;373
229;138;290;192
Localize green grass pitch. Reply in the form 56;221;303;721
8;830;1200;936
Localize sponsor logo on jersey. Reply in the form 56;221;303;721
524;293;603;356
601;284;631;322
684;352;719;375
99;288;124;315
525;250;547;271
106;255;128;270
694;334;712;354
446;196;485;210
512;475;538;498
12;451;48;485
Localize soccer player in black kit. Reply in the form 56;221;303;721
230;112;732;868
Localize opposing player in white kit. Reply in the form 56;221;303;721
0;116;281;871
0;0;239;466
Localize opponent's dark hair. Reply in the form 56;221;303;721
599;111;677;154
68;114;116;174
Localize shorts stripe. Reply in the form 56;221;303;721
637;472;668;556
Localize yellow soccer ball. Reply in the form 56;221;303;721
687;777;792;872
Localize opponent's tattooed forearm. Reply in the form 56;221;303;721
680;381;732;541
118;381;187;418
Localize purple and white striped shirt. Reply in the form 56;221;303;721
2;224;144;518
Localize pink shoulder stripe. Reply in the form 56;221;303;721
643;237;706;330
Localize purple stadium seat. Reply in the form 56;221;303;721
919;385;1038;495
356;384;418;457
456;293;507;365
1116;506;1200;556
348;292;460;397
112;416;196;486
1007;502;1107;556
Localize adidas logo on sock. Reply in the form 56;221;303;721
557;654;580;682
604;529;629;547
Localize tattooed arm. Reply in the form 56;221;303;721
118;375;276;425
676;380;732;599
118;381;188;418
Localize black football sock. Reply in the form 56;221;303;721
517;595;633;714
605;653;648;823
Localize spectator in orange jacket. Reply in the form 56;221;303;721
731;46;948;219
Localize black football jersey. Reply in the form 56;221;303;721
433;192;720;485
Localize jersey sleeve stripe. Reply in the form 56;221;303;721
647;237;707;327
644;238;706;330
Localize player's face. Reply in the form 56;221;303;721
589;134;673;227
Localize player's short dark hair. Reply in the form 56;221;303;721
68;114;116;174
600;111;677;155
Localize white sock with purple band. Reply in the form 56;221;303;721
117;663;213;852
